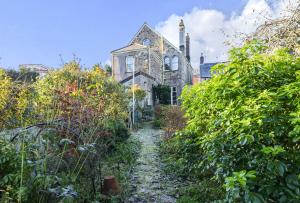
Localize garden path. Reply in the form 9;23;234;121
127;124;179;203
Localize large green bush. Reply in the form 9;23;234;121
166;42;300;202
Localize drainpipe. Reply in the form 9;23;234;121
170;86;173;105
148;47;151;74
132;60;135;127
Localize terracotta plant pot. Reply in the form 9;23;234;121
101;176;121;196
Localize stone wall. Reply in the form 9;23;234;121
113;49;149;82
123;74;158;107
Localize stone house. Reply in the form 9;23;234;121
111;20;193;107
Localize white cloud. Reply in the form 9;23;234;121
155;0;298;69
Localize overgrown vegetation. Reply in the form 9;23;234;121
153;105;186;137
161;41;300;202
0;61;138;202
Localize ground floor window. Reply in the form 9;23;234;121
147;91;152;106
171;86;177;105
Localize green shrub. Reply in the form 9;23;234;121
177;180;224;203
0;138;31;202
165;41;300;202
142;106;153;121
153;119;162;128
104;119;130;143
153;85;171;105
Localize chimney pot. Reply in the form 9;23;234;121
200;53;204;65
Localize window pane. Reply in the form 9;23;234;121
172;56;179;70
171;86;177;105
164;56;171;70
143;38;151;46
126;56;134;72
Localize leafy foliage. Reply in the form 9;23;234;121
0;69;35;129
0;69;13;128
0;139;31;202
105;64;112;76
163;41;300;202
6;69;39;83
0;60;135;202
153;84;171;105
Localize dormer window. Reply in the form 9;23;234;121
172;56;179;71
164;56;171;71
126;56;135;72
143;38;151;46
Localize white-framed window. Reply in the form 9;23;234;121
143;38;151;46
126;56;135;72
172;56;179;70
147;91;152;106
164;56;171;71
171;86;177;105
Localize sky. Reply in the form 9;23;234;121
0;0;297;69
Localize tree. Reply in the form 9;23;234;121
252;2;300;55
104;64;112;76
0;69;13;128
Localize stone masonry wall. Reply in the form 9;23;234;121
112;24;193;104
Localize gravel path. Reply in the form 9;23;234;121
127;124;179;203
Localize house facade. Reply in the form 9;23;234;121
111;20;193;106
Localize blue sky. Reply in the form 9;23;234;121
0;0;250;69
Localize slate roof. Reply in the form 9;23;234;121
200;63;218;78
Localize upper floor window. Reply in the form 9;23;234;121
126;56;135;72
164;56;171;71
143;38;151;46
172;56;179;70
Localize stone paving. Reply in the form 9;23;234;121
127;124;179;203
